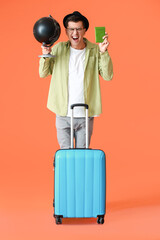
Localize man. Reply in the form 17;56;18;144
39;11;113;149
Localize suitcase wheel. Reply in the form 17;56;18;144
55;216;62;225
97;216;104;224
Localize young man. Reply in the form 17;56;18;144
39;11;113;149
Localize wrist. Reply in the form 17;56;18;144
100;49;107;54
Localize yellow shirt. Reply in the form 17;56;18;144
39;38;113;117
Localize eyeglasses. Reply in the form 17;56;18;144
66;28;85;33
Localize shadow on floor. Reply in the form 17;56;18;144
55;217;97;225
106;195;160;213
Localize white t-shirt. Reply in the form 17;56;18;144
67;46;86;117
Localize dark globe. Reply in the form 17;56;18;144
33;16;61;46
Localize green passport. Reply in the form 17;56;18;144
95;27;105;43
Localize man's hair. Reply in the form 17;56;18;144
64;15;85;29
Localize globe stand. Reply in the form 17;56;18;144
38;42;56;58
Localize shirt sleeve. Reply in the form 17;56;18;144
39;57;54;78
98;51;113;81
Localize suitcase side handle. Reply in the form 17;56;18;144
70;104;89;149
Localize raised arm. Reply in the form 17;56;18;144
98;32;113;80
39;46;54;78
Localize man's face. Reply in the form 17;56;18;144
65;21;86;49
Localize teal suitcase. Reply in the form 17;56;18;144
53;104;106;224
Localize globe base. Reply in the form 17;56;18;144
38;54;56;58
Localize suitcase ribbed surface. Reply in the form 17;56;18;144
54;149;106;218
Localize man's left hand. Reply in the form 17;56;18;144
99;33;110;53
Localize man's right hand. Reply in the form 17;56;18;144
41;46;51;55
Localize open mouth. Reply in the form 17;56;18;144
72;36;79;41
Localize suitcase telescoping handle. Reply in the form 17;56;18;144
70;104;89;149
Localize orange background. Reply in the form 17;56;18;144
0;0;160;239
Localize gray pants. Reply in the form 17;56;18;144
56;116;94;149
